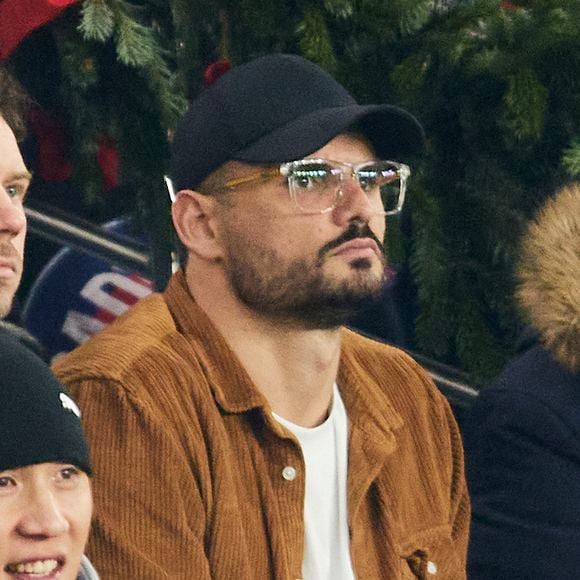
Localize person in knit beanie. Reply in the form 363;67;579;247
463;183;580;579
0;331;99;580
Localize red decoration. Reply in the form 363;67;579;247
203;59;232;87
29;108;119;190
0;0;119;190
0;0;80;60
29;108;72;183
501;1;520;10
96;137;119;192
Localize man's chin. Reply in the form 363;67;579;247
326;259;385;289
288;294;382;330
0;290;16;319
284;277;385;330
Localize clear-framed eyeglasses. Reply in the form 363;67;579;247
222;158;411;215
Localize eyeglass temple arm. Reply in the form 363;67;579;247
224;167;281;189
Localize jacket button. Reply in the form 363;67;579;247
427;560;437;575
282;466;297;481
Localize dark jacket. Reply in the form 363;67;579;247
463;184;580;579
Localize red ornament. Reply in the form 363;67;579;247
29;108;119;191
0;0;80;60
203;59;232;87
96;137;119;192
29;108;72;183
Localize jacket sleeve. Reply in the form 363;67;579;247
66;377;212;580
464;387;580;580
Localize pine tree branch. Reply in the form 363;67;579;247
78;0;115;43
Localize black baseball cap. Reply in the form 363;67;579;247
171;53;425;191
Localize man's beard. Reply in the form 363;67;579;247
223;223;386;329
0;242;23;319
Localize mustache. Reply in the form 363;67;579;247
318;223;384;261
0;242;21;264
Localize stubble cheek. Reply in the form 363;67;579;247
0;279;18;317
0;244;25;319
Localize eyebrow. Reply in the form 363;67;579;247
8;171;33;182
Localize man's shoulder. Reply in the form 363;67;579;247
53;292;177;383
472;345;580;432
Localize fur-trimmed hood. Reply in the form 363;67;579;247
516;183;580;374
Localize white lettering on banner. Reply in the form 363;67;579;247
62;310;106;344
80;272;152;316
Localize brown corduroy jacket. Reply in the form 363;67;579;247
54;271;469;580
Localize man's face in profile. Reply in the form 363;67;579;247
0;116;29;318
213;133;387;329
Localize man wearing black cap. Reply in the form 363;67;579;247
55;54;469;579
0;66;30;319
0;332;99;580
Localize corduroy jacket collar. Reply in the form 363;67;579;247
163;270;403;441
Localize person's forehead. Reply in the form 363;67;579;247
0;116;28;177
0;115;17;146
305;133;376;161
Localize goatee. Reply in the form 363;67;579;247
225;222;387;330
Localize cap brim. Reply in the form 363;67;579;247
234;104;425;164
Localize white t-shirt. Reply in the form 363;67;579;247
274;384;355;580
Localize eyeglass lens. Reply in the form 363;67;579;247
288;161;403;214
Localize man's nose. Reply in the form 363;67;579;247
16;489;70;538
332;175;375;223
0;188;26;238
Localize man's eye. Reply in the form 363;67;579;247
5;183;27;200
294;175;314;189
0;475;17;490
358;172;379;191
293;169;329;190
55;466;81;483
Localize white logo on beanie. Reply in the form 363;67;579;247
59;393;81;418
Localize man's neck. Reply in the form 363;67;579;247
187;267;341;428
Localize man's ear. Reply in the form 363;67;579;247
171;190;223;261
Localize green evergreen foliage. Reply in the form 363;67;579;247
79;0;115;42
56;2;186;284
10;0;580;382
382;0;580;381
410;182;454;359
116;10;159;67
503;68;548;141
167;0;197;78
561;139;580;176
323;0;354;19
297;7;337;72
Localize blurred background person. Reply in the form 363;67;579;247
0;64;31;322
463;183;580;579
0;330;98;580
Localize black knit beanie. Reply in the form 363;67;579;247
0;330;91;474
